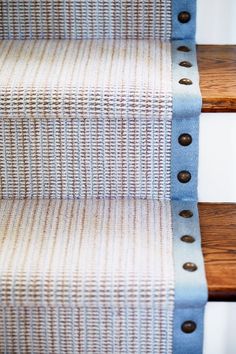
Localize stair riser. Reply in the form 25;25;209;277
0;118;172;199
0;1;172;40
0;306;174;353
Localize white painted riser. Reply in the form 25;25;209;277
204;303;236;354
200;113;236;353
197;0;236;44
199;113;236;202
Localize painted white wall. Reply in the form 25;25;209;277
199;113;236;202
197;0;236;44
204;303;236;354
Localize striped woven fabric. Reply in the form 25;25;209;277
0;199;174;353
0;0;172;40
0;2;207;353
0;39;172;199
0;40;172;119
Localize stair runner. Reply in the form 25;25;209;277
0;1;207;354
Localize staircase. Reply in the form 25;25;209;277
0;38;173;199
0;1;235;353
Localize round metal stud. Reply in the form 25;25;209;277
181;321;197;334
179;61;192;68
178;11;191;23
178;133;192;146
177;46;191;52
183;262;198;272
178;170;191;183
179;210;193;218
179;78;193;85
181;235;195;243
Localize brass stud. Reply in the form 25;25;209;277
181;235;195;243
183;262;198;272
179;61;192;68
178;133;192;146
178;170;191;183
179;78;193;85
178;11;191;23
179;210;193;218
177;46;191;52
181;321;197;334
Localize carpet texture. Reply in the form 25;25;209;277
0;39;172;199
0;199;174;353
0;0;172;40
0;1;207;353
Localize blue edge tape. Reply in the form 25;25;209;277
172;1;208;354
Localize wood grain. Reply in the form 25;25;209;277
198;45;236;112
199;203;236;301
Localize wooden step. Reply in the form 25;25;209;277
199;203;236;301
198;47;236;300
198;45;236;112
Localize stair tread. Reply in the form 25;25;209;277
198;45;236;113
200;203;236;301
0;200;234;303
0;199;175;307
0;39;172;119
1;43;235;115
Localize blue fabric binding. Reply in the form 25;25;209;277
172;202;208;354
172;0;197;40
171;40;202;200
171;2;208;354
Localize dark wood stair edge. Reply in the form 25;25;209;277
208;290;236;302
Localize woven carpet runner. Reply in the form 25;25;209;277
0;1;207;353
